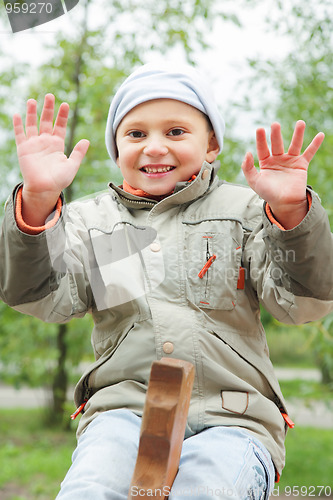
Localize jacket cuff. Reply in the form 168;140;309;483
265;191;312;230
15;186;62;235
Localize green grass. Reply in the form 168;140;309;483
279;379;333;401
0;409;332;498
0;409;77;499
278;427;333;493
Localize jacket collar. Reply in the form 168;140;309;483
109;160;220;210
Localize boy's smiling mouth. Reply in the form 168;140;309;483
140;164;176;174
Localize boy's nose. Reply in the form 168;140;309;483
143;137;168;157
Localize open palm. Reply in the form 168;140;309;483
242;121;324;210
13;93;89;198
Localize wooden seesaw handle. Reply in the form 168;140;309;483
128;358;195;499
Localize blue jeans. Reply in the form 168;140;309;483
56;409;275;499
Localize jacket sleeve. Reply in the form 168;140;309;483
244;189;333;324
0;186;94;322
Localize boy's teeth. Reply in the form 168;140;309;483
143;166;173;173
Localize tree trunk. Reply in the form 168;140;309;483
50;323;69;427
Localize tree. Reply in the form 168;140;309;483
243;0;332;212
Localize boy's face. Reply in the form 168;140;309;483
115;99;219;196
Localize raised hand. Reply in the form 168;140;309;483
241;121;325;229
13;94;89;226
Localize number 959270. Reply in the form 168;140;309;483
5;2;53;14
272;485;332;497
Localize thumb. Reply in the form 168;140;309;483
69;139;90;167
241;152;259;189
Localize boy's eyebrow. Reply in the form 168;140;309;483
121;117;195;129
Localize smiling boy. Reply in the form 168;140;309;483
1;63;333;499
115;99;219;197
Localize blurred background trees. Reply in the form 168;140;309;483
0;0;332;427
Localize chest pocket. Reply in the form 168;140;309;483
88;223;165;310
183;219;243;310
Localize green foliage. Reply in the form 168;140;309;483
266;316;333;387
266;323;315;368
216;115;248;183
0;302;93;389
303;314;333;387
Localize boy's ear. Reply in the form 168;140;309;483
206;132;220;163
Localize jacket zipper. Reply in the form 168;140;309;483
117;193;155;207
70;326;135;421
198;237;216;280
70;381;91;420
274;396;295;428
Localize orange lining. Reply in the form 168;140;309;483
121;175;196;201
122;179;174;201
15;186;62;235
265;192;312;230
122;179;154;198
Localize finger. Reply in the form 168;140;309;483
53;102;70;140
68;139;90;168
288;120;306;156
241;152;259;189
13;113;26;146
25;99;38;138
256;128;270;162
39;94;55;135
302;132;325;164
270;122;284;156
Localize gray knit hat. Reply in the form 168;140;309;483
105;62;225;164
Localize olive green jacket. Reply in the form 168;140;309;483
1;161;333;477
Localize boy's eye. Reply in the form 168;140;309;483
128;131;145;138
168;128;185;137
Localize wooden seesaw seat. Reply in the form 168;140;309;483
128;358;195;499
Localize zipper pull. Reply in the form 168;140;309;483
70;385;91;420
275;396;295;429
198;254;216;279
281;411;295;429
70;400;88;420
